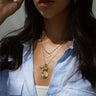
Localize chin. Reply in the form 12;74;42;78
43;15;54;19
40;11;56;19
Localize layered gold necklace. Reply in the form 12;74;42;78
40;41;64;79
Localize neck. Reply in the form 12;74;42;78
43;9;72;44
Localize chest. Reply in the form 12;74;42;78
33;42;67;86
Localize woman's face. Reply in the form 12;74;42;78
33;0;72;19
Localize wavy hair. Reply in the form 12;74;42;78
0;0;96;87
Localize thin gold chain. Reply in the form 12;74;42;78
42;44;64;65
40;42;64;79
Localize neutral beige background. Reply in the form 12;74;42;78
0;0;96;39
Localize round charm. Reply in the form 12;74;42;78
42;71;49;79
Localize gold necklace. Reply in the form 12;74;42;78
40;42;64;79
41;42;62;56
41;41;64;56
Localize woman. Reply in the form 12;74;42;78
0;0;96;96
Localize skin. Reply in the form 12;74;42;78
33;0;73;43
33;0;73;86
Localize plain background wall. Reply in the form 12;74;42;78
93;0;96;15
0;0;96;39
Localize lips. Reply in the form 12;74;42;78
38;0;55;7
39;0;55;3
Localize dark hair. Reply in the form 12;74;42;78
0;0;96;87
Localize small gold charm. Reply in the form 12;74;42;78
40;64;48;79
42;71;49;79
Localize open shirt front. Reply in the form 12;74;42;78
0;41;96;96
